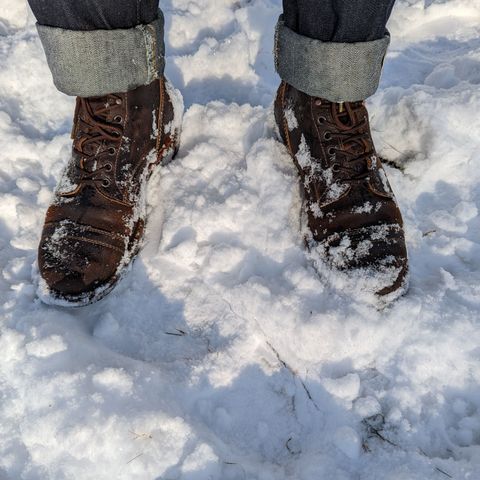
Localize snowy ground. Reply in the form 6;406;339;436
1;0;480;478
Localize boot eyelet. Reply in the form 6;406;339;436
101;178;110;187
115;98;122;105
324;131;332;140
104;163;113;172
111;131;121;138
114;115;122;123
328;147;336;156
318;116;326;124
314;99;322;106
108;147;116;155
332;163;341;173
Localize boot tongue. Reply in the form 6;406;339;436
331;102;365;128
75;96;122;155
333;105;353;127
87;96;117;122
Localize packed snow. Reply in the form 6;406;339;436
1;0;480;478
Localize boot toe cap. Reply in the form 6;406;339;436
38;225;123;302
313;223;409;300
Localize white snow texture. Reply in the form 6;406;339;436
1;0;480;478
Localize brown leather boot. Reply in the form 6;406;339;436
37;77;182;306
274;81;408;301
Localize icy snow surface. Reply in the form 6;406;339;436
1;0;480;478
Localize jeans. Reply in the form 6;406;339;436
283;0;395;42
277;0;396;101
28;0;395;41
28;0;159;30
28;0;396;101
29;0;164;97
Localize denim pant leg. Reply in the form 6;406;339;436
276;0;397;102
27;0;159;30
28;0;165;97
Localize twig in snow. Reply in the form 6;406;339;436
362;441;371;453
164;328;187;336
266;341;320;411
434;467;453;479
222;301;319;410
126;452;143;464
363;415;398;448
286;436;302;455
369;427;398;447
418;448;453;479
379;156;405;172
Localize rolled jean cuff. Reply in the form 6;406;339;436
36;12;165;97
274;15;390;102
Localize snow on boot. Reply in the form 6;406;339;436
274;81;408;303
36;77;183;306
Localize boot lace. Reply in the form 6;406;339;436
316;101;373;184
72;95;124;189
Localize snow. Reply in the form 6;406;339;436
92;368;134;395
25;334;67;358
322;373;361;405
333;426;362;460
0;0;480;478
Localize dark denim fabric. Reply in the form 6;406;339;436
282;0;396;42
28;0;395;42
27;0;159;30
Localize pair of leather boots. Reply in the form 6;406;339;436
37;78;408;306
